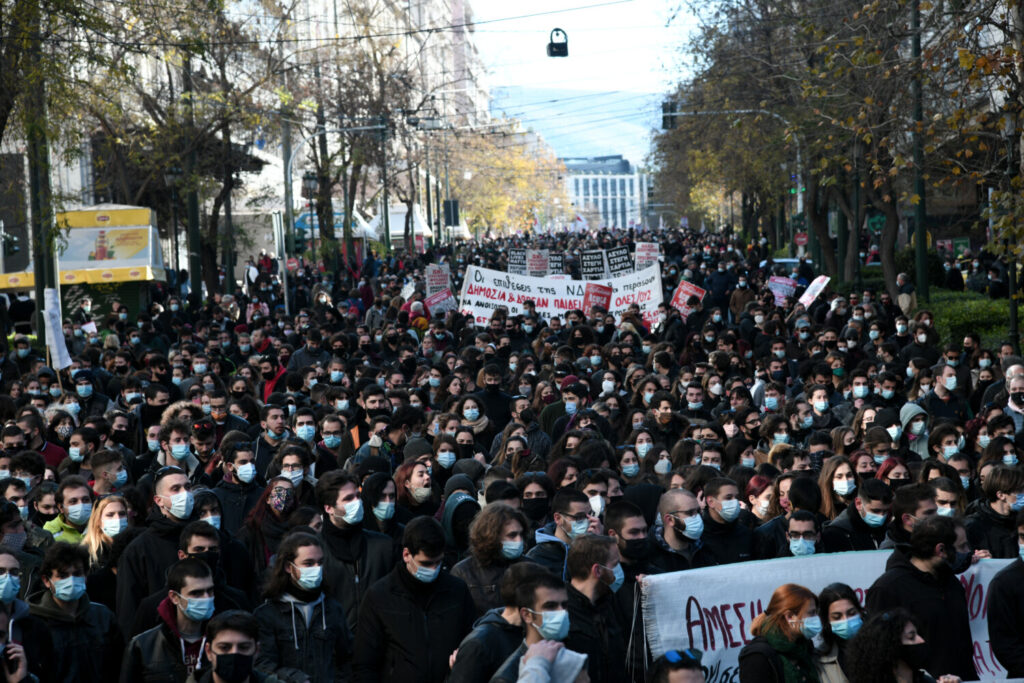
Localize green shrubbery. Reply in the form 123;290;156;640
927;289;1012;348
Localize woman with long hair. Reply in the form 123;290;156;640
845;608;957;683
738;582;822;682
820;455;858;521
450;503;528;616
82;495;133;610
361;472;404;550
746;475;775;525
238;476;298;578
253;532;350;681
393;460;437;523
816;583;864;683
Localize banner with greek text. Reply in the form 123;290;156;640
459;264;663;327
635;242;660;271
581;250;608;280
548;253;565;274
425;264;450;298
641;552;1014;683
606;245;634;276
768;276;797;307
508;248;527;275
526;249;550;277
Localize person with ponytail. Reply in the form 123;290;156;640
738;582;821;682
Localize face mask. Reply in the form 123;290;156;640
756;500;770;516
66;502;92;526
293;564;323;590
813;400;828;413
833;480;856;496
172;376;183;386
916;333;928;344
563;517;590;540
51;575;87;602
235;462;256;483
295;425;316;443
622;463;640;478
284;469;304;488
830;614;862;640
341;499;364;524
437;451;456;469
909;420;926;436
944;376;957;391
654;458;672;475
942;445;959;460
718;499;740;522
790;538;816;556
602;380;615;395
463;408;480;421
170;443;190;461
336;399;349;411
202;515;221;530
501;540;524;560
773;433;789;446
798;615;823;639
1005;454;1020;467
853;385;869;399
564;401;578;416
602;563;625;592
166;490;195;519
76;385;93;398
413;562;440;583
764;396;778;411
887;426;902;441
69;446;84;463
0;573;20;603
529;609;571;640
678;514;704;540
636;442;652;459
373;501;395;521
936;506;955;518
687;401;703;411
946;548;972;574
411;486;433;504
322;432;343;449
742;456;756;469
861;510;887;527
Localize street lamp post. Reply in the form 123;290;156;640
302;171;318;259
163;166;184;276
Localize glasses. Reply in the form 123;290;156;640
787;531;818;541
0;568;22;578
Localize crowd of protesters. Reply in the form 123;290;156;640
0;226;1018;683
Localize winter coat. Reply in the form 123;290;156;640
646;526;717;574
7;597;55;683
987;557;1024;677
865;549;977;680
116;509;188;636
254;592;351;683
352;565;476;683
699;511;754;564
447;608;523;683
120;597;209;682
28;590;123;683
42;515;85;545
319;522;395;633
213;479;265;536
564;584;627;683
449;554;517;616
965;501;1018;559
524;524;568;579
821;506;887;553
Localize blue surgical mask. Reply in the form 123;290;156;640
437;451;456;469
170;443;191;460
942;445;959;460
654;458;672;475
66;502;92;526
680;514;704;540
801;415;814;429
718;499;740;522
1012;493;1024;511
880;389;895;400
636;442;652;459
296;425;316;442
202;515;221;530
1005;454;1019;467
833;480;856;496
960;475;971;490
603;563;625;592
76;385;93;398
323;434;341;449
564;401;578;415
773;433;789;446
235;462;256;483
830;615;862;640
789;538;816;556
528;609;570;641
800;615;823;639
177;594;215;622
51;575;87;602
165;490;195;520
342;499;363;524
501;541;524;560
413;562;440;583
102;516;127;537
862;510;887;527
69;447;84;463
293;564;323;590
764;396;778;411
373;501;395;521
565;518;589;539
0;573;20;603
622;463;640;478
463;408;480;421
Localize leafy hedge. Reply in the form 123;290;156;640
927;289;1012;348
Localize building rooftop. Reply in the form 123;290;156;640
561;155;633;174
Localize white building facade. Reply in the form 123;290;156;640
562;156;649;229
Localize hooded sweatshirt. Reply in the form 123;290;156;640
157;596;205;675
900;402;930;460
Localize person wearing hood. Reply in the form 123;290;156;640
121;558;216;681
254;532;351;682
116;465;195;636
525;489;597;580
317;472;394;633
448;562;549;683
450;502;527;615
29;543;123;682
965;465;1024;558
821;478;892;553
352;516;475;683
699;477;754;564
471;364;513;433
866;515;978;681
213;443;264;536
900;402;930;461
0;548;55;683
439;477;481;567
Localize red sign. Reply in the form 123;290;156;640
286;258;299;272
794;232;809;246
670;281;706;320
582;283;612;313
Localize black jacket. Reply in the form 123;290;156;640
115;509;188;635
28;591;123;683
319;521;395;633
254;592;352;683
449;554;516;616
213;479;265;536
646;527;717;574
966;502;1018;559
699;511;754;564
565;584;627;683
821;506;887;553
524;523;568;579
120;617;208;682
753;515;787;559
7;597;55;683
129;581;251;638
352;565;476;683
448;608;523;683
988;557;1024;677
489;642;527;683
865;549;977;680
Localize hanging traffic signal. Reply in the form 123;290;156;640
547;29;568;57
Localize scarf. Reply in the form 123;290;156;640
763;625;820;683
463;414;490;435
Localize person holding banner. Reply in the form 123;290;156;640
737;582;822;683
844;608;963;683
986;508;1024;678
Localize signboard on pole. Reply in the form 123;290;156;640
526;249;549;277
798;275;831;307
634;242;660;271
507;248;527;275
767;276;797;307
424;288;457;315
669;281;706;320
582;283;613;313
424;264;450;298
580;250;607;280
547;253;565;275
605;246;633;276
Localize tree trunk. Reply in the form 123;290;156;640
806;173;837;274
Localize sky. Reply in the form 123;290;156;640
469;0;693;165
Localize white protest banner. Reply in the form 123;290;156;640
767;276;797;307
580;250;607;280
424;264;450;298
635;242;660;271
424;288;457;315
799;275;831;307
507;248;526;275
526;249;549;277
43;288;72;369
642;553;1015;683
459;265;663;327
400;280;416;300
669;281;706;320
605;245;633;276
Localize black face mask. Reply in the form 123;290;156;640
367;408;391;419
946;548;972;575
621;536;651;561
213;653;254;683
1011;392;1024;406
522;497;550;521
189;550;220;573
899;642;929;671
33;510;59;525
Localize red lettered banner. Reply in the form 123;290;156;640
670;281;706;320
582;283;612;313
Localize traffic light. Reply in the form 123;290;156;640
443;200;460;227
547;29;568;57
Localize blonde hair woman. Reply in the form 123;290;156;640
83;495;130;569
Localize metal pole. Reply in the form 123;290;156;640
912;0;930;302
184;55;203;305
425;139;433;247
222;123;235;294
381;115;391;252
171;187;180;273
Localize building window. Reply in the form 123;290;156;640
601;178;608;196
602;199;609;224
583;179;590;198
575;178;580;197
629;178;635;195
620;179;626;196
611;178;618;197
620;199;626;225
